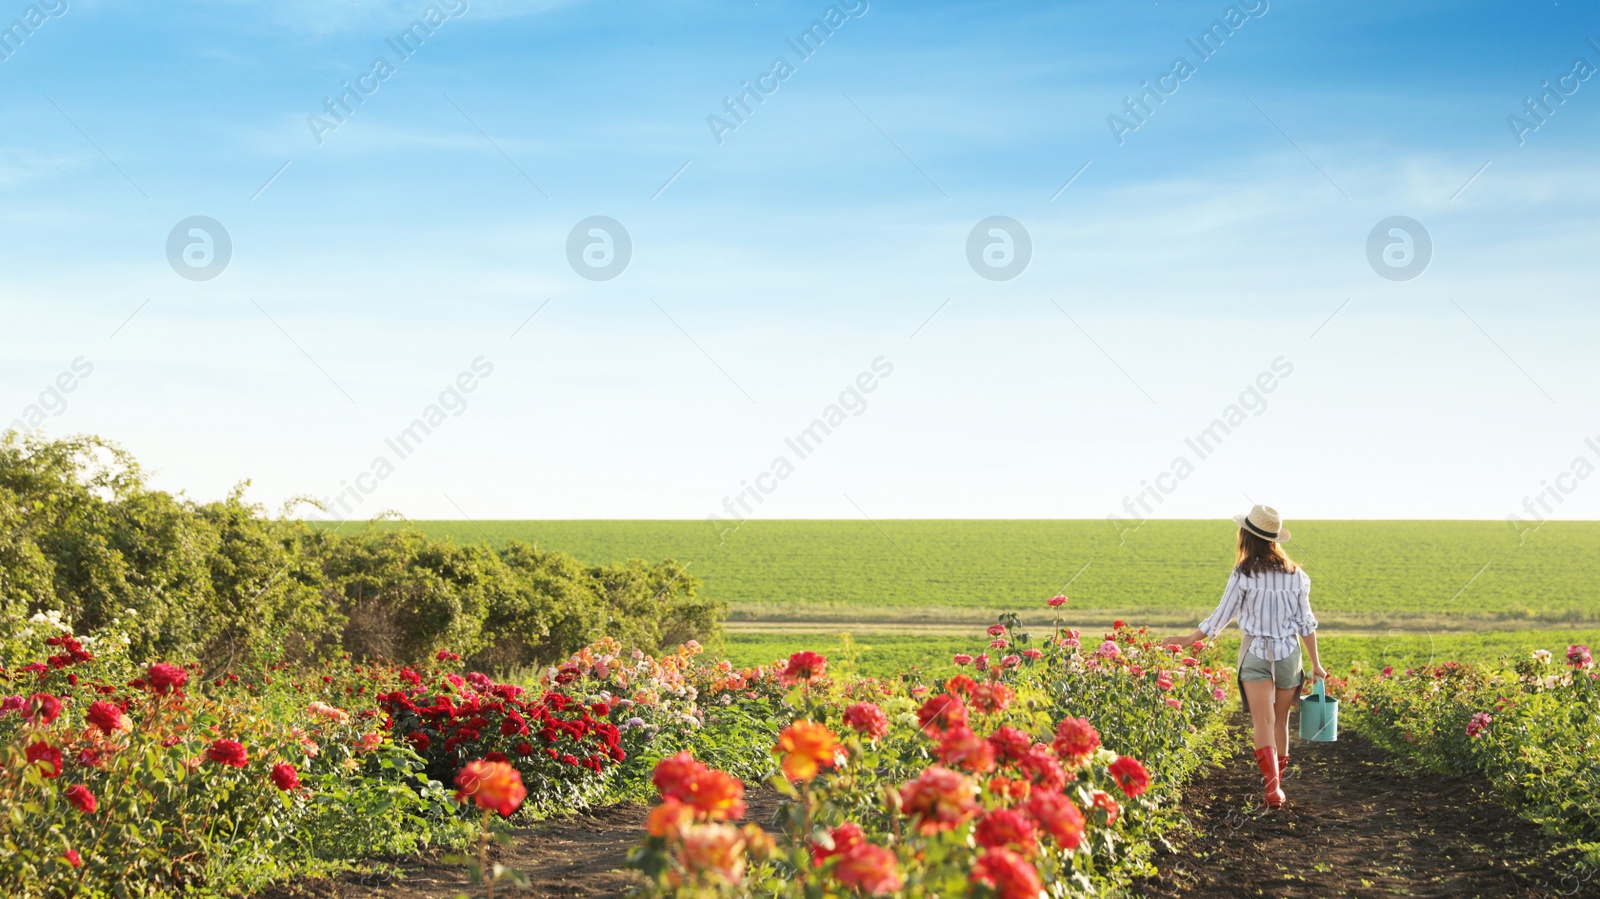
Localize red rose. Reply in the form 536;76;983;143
27;693;62;724
973;807;1038;853
1051;717;1101;768
145;663;188;695
970;847;1041;899
832;841;903;896
1108;755;1150;797
27;741;63;778
811;820;864;864
270;762;301;791
986;726;1033;763
205;739;249;768
63;849;82;868
1017;744;1066;793
780;651;827;685
1089;788;1121;824
63;784;97;813
915;694;969;738
1026;791;1085;849
842;702;890;740
86;701;124;735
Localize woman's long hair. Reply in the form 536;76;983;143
1235;528;1299;576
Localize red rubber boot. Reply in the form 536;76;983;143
1279;754;1290;779
1254;746;1285;808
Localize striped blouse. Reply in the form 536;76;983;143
1197;566;1317;662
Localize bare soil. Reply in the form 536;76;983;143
257;788;783;899
1133;721;1599;899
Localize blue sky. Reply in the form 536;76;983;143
1;0;1597;523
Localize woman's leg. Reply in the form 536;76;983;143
1242;679;1277;748
1243;678;1285;806
1273;687;1297;759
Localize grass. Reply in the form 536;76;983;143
366;520;1600;629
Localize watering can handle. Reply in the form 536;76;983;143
1308;676;1325;700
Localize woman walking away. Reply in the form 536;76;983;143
1163;505;1326;809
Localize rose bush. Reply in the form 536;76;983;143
1341;645;1599;855
0;604;781;896
3;588;1236;897
375;657;624;814
627;596;1234;897
0;617;478;897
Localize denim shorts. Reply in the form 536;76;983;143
1238;645;1304;690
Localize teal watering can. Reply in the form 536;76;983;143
1298;678;1339;742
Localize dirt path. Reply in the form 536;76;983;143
1135;720;1597;899
260;788;783;899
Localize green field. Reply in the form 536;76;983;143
712;629;1600;679
372;520;1599;630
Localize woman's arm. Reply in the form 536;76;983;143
1159;628;1207;648
1296;570;1326;678
1302;632;1328;679
1162;571;1245;648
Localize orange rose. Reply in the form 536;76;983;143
454;759;527;817
651;751;746;820
677;823;746;884
685;768;746;820
647;797;695;838
774;720;840;782
935;726;997;774
968;681;1015;715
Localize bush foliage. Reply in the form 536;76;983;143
1341;646;1600;858
0;433;719;672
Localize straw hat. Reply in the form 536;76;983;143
1234;504;1291;543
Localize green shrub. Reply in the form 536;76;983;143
0;432;719;672
1343;648;1600;856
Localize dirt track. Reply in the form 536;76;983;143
1134;722;1598;899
